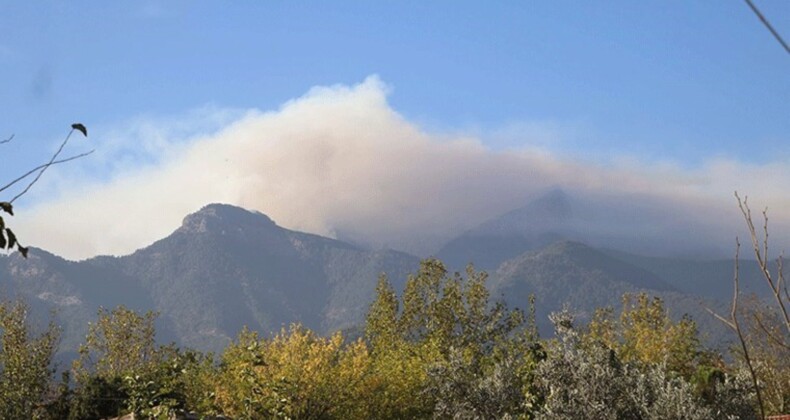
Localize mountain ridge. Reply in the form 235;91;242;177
1;203;420;353
0;201;752;354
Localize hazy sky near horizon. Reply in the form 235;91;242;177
1;2;789;259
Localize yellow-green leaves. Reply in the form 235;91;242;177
215;325;376;419
74;306;160;381
584;293;702;377
0;300;60;419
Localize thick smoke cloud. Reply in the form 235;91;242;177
14;76;790;260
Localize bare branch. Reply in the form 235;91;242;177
752;312;790;350
9;128;76;204
730;238;766;420
762;207;769;267
0;150;94;195
779;254;789;308
735;191;790;334
0;134;13;144
732;237;740;321
702;305;735;330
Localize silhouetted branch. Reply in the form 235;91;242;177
0;134;13;144
1;124;90;259
10;126;86;204
0;150;94;195
743;0;790;55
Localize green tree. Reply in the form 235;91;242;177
585;293;704;377
71;305;194;418
215;325;374;419
365;259;533;418
0;300;60;419
74;305;159;381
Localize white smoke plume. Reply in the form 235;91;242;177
13;76;790;260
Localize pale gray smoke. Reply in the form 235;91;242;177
14;76;790;260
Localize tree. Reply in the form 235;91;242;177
214;325;374;419
365;260;534;418
73;305;159;381
535;309;756;420
585;293;704;377
71;305;193;419
705;193;790;417
0;300;60;419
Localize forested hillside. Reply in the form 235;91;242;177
0;258;785;419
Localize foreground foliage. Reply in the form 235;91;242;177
0;259;784;419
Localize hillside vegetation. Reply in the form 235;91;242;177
1;258;785;419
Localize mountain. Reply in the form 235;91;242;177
437;189;574;270
599;248;771;303
437;188;728;271
0;202;757;356
0;204;419;354
488;241;732;345
0;247;159;359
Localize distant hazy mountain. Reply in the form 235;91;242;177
1;204;419;353
599;248;770;303
488;241;732;345
437;188;728;271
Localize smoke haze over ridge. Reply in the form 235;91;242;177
13;76;790;260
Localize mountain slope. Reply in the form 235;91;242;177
490;241;730;344
0;203;744;355
437;188;727;271
1;204;419;353
600;248;770;302
0;248;162;357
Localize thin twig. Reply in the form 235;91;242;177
752;312;790;350
762;207;769;268
0;150;94;195
779;254;790;308
779;255;790;305
0;134;13;144
10;129;75;203
735;192;790;334
703;306;736;330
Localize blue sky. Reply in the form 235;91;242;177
2;2;788;166
1;2;789;258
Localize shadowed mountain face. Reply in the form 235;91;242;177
488;241;732;345
0;204;419;353
0;248;160;359
437;189;728;271
491;240;675;330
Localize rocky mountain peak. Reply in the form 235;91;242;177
179;203;277;234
